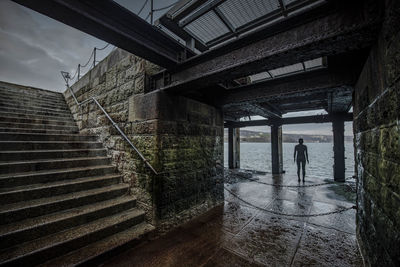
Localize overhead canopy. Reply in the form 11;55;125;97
156;0;325;51
12;0;378;121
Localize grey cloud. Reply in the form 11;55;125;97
0;0;111;92
0;0;177;92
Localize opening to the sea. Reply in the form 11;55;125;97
223;111;354;181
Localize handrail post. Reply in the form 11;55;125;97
150;0;153;25
93;48;96;68
67;86;79;107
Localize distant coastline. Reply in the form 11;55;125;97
224;129;353;143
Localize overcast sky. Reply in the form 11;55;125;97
0;0;353;136
0;0;174;92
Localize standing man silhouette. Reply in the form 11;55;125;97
294;138;309;182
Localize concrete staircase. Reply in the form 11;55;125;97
0;83;154;266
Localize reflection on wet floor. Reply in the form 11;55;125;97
103;171;363;266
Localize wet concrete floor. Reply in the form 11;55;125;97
102;171;363;266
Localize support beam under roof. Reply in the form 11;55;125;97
155;16;208;52
225;119;270;128
222;68;356;106
241;103;282;120
281;113;353;125
156;0;210;52
224;113;353;128
12;0;192;69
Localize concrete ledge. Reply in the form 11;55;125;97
128;90;222;125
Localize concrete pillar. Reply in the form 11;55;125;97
332;114;345;182
271;123;283;174
228;127;240;169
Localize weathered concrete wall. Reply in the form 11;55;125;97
64;49;224;233
353;1;400;265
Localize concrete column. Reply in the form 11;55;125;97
228;127;240;169
332;114;345;182
271;123;283;174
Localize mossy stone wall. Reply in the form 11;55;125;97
64;49;224;232
353;1;400;265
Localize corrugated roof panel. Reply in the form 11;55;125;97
249;71;271;82
304;57;323;69
269;63;304;77
184;10;230;43
218;0;281;29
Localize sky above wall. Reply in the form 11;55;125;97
0;0;353;136
0;0;174;92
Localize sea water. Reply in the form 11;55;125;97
223;142;355;180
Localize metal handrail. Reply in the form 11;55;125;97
65;84;159;175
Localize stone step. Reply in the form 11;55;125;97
0;127;78;134
0;140;102;150
0;132;97;142
0;115;76;126
0;183;129;225
0;156;111;175
0;106;73;118
0;173;121;204
0;196;136;249
0;95;65;107
0;111;74;122
0;101;70;113
0;86;64;100
0;97;68;110
0;121;78;131
0;208;145;266
0;92;67;105
0;165;117;188
42;222;155;267
0;148;107;161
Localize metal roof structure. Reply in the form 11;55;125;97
13;0;380;122
156;0;325;52
154;0;374;121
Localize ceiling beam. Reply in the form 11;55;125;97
281;113;353;125
278;0;288;17
156;0;209;52
12;0;191;69
224;113;353;128
244;103;282;119
225;119;270;128
157;0;381;93
222;68;356;106
214;7;236;33
155;16;208;52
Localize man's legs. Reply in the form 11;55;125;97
302;160;306;181
296;160;301;181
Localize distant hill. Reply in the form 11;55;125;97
224;129;353;143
